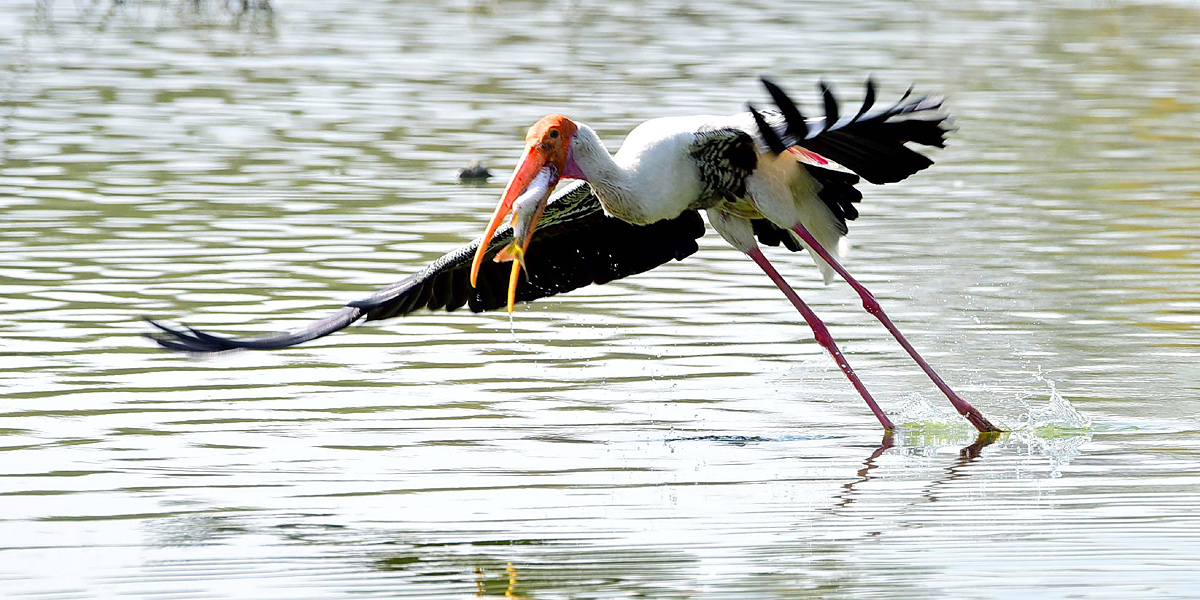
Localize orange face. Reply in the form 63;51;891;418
469;114;578;312
523;114;577;175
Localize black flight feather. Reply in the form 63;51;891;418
147;181;705;353
755;78;951;185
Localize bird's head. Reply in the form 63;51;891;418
470;114;587;312
520;113;580;179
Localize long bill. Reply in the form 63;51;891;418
469;145;561;312
470;146;536;288
495;164;556;312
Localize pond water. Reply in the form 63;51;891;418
2;0;1199;597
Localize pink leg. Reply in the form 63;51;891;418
747;248;896;431
790;224;1001;433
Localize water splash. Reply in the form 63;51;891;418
506;311;534;349
891;369;1091;435
1004;375;1093;477
891;392;962;428
1005;428;1092;478
889;372;1092;477
1012;371;1092;433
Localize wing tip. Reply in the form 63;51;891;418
144;317;242;354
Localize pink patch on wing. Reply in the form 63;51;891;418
787;146;829;166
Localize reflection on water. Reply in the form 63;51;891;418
2;0;1200;598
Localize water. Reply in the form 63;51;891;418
2;0;1199;597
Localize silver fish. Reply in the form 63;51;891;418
496;163;557;268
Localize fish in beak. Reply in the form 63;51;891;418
470;114;578;312
493;163;556;312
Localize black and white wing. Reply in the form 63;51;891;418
686;122;865;249
147;181;705;353
689;126;758;202
749;78;951;185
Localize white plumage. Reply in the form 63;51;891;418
148;78;1000;434
570;114;847;283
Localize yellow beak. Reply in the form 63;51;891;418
470;145;558;312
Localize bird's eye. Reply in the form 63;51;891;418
548;130;559;139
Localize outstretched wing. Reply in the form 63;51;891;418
148;181;706;353
749;78;951;185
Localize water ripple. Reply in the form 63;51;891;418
2;0;1200;598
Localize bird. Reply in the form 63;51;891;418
147;78;1000;433
457;160;492;183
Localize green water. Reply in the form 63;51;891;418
2;1;1199;598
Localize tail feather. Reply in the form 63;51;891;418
756;79;951;185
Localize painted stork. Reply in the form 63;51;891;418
148;78;1000;433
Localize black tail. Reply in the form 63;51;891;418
750;78;951;184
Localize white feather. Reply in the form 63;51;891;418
569;114;851;284
745;153;847;284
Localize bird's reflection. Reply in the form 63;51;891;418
961;431;1002;459
832;431;895;510
475;562;522;598
918;431;1003;504
829;430;1002;511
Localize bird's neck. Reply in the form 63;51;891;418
570;125;648;223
